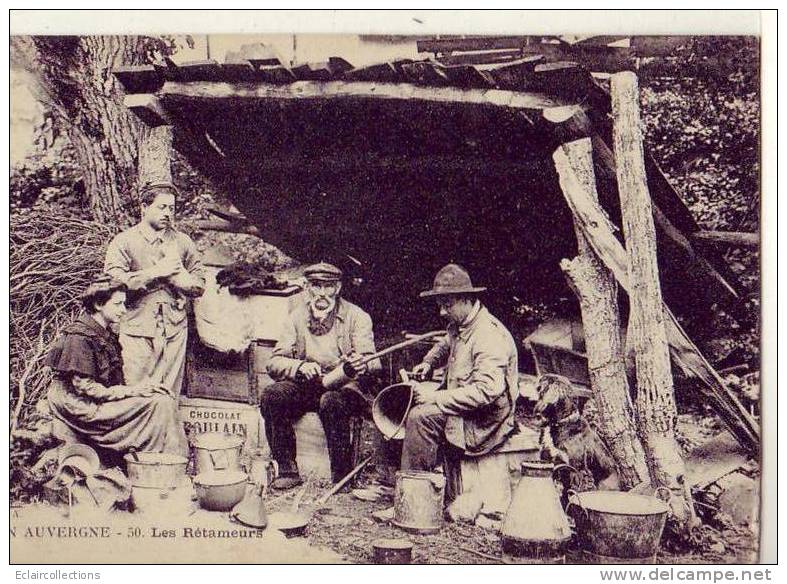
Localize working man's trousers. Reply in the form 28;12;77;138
120;327;187;396
259;379;368;483
400;403;450;472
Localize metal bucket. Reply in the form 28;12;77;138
567;491;669;563
393;470;445;534
193;470;248;511
131;475;194;515
191;432;244;475
124;451;188;489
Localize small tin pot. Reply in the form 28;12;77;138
193;470;247;511
372;538;413;564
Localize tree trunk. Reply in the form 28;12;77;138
554;138;649;489
611;72;688;518
11;35;156;226
138;125;173;185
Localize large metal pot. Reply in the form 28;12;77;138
131;476;194;516
567;491;669;563
193;470;248;511
190;432;244;474
124;451;188;489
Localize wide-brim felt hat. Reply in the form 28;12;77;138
419;263;487;298
304;261;343;282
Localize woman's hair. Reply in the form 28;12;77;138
80;274;127;313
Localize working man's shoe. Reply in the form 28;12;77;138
271;474;304;490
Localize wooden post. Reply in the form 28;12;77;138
554;138;649;489
138;125;173;189
611;71;688;518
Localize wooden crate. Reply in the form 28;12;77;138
185;340;253;404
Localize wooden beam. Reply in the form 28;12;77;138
417;36;529;55
438;50;531;66
124;94;172;127
157;80;569;112
113;64;163;94
612;71;687;502
554;138;649;489
557;138;760;455
193;154;545;172
692;230;759;249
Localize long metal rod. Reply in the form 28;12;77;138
358;330;444;366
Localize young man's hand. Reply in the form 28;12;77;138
411;362;432;381
412;383;438;406
154;254;183;279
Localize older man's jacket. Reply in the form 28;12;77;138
423;304;519;456
267;298;381;381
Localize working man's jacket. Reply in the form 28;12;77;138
104;223;204;339
267;298;381;381
423;304;519;456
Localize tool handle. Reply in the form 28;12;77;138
314;456;373;508
356;330;444;366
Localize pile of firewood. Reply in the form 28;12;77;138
10;211;116;432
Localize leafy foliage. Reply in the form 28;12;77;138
639;37;760;370
641;79;759;232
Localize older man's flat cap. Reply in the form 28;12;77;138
304;262;343;282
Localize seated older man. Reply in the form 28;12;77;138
260;262;381;489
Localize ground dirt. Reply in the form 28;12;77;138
10;409;758;565
280;410;760;565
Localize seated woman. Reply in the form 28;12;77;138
45;274;187;457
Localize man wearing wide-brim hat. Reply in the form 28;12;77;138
261;261;382;489
403;263;519;471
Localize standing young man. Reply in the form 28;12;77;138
104;182;205;396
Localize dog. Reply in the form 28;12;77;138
534;375;619;504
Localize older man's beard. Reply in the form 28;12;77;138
307;297;338;336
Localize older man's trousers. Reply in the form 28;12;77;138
259;379;368;483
